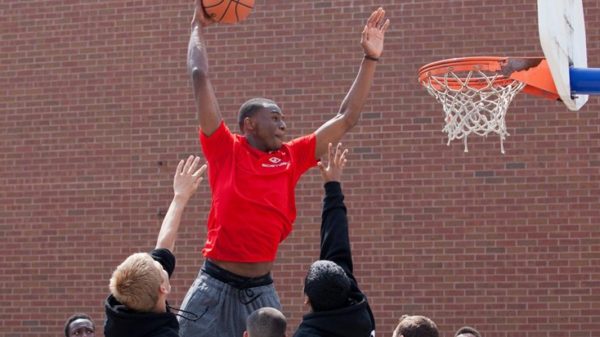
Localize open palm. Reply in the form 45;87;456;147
361;7;390;58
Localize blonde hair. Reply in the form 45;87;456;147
109;252;162;312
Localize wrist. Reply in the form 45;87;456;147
172;194;191;205
363;54;380;62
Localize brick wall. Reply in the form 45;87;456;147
1;1;599;337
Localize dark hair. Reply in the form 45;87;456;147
246;307;287;337
303;260;351;312
454;326;482;337
238;97;280;131
64;313;94;337
393;315;439;337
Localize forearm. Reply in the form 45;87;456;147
319;182;353;274
187;24;209;75
155;195;189;252
337;57;377;126
314;58;377;158
188;23;222;135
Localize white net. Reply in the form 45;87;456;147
421;68;525;154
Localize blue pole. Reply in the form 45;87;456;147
570;67;600;95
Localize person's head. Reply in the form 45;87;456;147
303;260;351;312
392;315;439;337
64;313;95;337
109;252;170;312
454;326;482;337
243;307;287;337
238;98;286;152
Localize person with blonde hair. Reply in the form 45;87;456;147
104;156;207;337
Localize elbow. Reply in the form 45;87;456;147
338;110;360;131
191;67;209;88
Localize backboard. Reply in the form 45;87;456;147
537;0;588;110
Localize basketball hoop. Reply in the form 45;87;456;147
418;57;559;153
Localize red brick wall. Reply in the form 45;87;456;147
1;1;599;337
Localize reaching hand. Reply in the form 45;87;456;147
173;155;207;202
192;0;215;28
361;7;390;59
318;143;348;183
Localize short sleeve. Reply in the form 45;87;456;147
287;133;318;180
199;121;235;165
150;248;176;278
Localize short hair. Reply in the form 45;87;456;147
109;252;162;312
392;315;439;337
454;326;482;337
246;307;287;337
238;97;281;131
303;260;351;312
64;313;94;337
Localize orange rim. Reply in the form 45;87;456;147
418;56;560;100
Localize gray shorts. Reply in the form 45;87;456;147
177;260;281;337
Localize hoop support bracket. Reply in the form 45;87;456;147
570;67;600;95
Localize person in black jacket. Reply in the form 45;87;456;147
104;156;207;337
293;143;376;337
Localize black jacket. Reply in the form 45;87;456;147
293;182;376;337
104;248;180;337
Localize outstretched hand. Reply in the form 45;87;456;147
318;143;348;183
173;155;207;202
192;0;215;28
361;7;390;59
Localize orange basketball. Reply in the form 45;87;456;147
202;0;255;24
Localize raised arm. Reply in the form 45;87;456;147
317;143;353;275
188;2;222;136
156;156;207;251
314;8;390;159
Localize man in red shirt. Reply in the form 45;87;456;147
179;3;390;337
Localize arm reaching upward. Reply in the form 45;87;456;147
318;144;353;275
188;2;222;136
156;156;207;251
314;7;390;159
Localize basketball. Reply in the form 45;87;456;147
202;0;255;24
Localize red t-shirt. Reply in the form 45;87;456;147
199;121;317;262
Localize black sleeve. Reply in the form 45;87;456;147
319;181;354;277
150;248;176;278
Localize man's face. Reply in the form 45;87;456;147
250;106;286;151
68;318;95;337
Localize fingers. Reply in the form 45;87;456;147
366;8;378;27
193;163;208;177
188;156;201;174
317;161;326;173
176;159;185;176
380;18;390;33
182;155;195;174
327;142;334;165
192;163;207;188
334;143;343;164
367;7;384;27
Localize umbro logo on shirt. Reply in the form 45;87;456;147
269;157;281;164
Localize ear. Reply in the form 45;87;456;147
159;283;170;295
243;116;255;132
243;331;249;337
303;295;311;307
